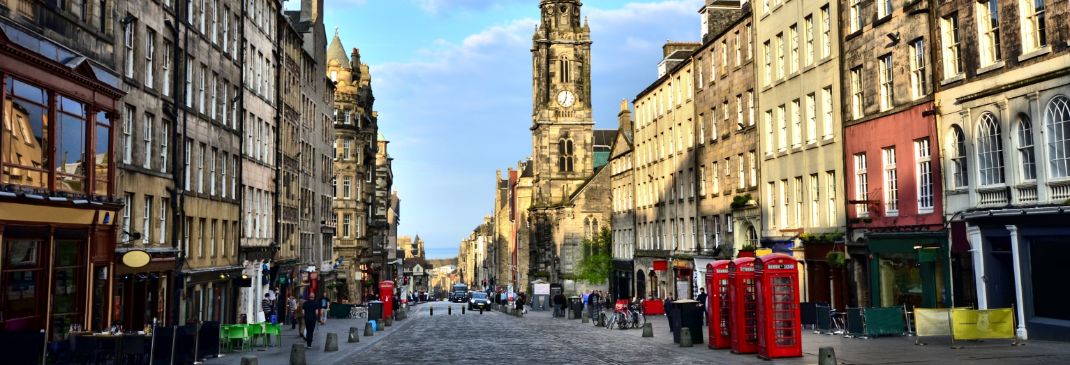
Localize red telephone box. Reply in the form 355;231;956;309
380;280;395;319
728;257;758;354
755;253;802;359
705;260;732;349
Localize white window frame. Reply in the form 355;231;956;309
909;39;926;100
143;113;153;170
806;93;817;144
1020;0;1047;52
882;147;899;216
879;54;894;112
851;67;864;119
976;0;1002;66
855;153;869;217
915;139;934;214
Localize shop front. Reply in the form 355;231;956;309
610;259;633;301
181;266;241;324
672;258;694;300
113;248;176;330
865;232;949;310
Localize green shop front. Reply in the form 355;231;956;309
865;232;951;309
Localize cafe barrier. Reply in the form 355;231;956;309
814;304;832;334
950;308;1015;341
914;308;952;337
844;307;906;338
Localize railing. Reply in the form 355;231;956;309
977;187;1009;207
1050;182;1070;201
1016;185;1038;204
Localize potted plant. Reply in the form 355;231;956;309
826;251;847;268
737;244;758;258
731;194;754;209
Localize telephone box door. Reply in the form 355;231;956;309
380;280;395;319
706;260;732;349
728;257;758;354
755;253;802;359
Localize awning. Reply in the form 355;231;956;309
760;236;796;253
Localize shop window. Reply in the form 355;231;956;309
50;239;86;340
2;237;45;330
2;77;49;189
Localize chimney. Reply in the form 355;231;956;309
301;0;323;23
618;99;632;133
699;0;746;43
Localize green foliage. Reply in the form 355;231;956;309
738;244;758;251
800;231;845;245
731;194;753;208
826;251;847;268
576;227;612;284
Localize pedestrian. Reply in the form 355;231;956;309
320;296;329;323
588;290;600;318
664;295;675;334
517;292;527;314
303;295;323;349
261;293;274;323
295;296;306;339
696;288;708;326
553;292;567;318
288;296;298;329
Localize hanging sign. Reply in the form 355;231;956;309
121;250;151;268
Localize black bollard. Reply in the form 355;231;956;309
480;307;483;315
430;306;434;316
462;306;465;315
448;306;452;315
348;327;359;343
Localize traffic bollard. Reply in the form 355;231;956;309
348;327;359;343
240;355;258;365
680;328;693;347
363;322;374;337
430;306;433;316
448;306;452;315
642;323;654;337
462;306;465;315
289;344;306;365
480;307;484;315
582;311;589;323
818;347;837;365
324;333;338;352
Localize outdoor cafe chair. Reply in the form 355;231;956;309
264;323;282;347
226;325;251;352
247;323;265;347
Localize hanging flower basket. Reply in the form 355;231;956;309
826;251;847;268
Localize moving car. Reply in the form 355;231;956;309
450;283;469;303
468;292;491;310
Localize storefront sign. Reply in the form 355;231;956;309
652;260;668;271
121;250;151;268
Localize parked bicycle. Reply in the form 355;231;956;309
606;300;644;329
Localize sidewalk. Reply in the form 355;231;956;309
202;304;421;365
515;307;1070;364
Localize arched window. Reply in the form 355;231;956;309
746;225;759;247
1016;117;1036;181
1047;96;1070;178
558;138;574;172
976;114;1005;186
591;218;599;237
583;217;592;239
949;125;969;188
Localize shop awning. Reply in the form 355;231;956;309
866;231;947;254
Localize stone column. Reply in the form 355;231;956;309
966;224;988;309
1005;225;1028;340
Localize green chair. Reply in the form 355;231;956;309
228;325;251;352
246;323;265;348
219;325;233;352
264;324;281;347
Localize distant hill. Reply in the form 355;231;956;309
427;257;457;269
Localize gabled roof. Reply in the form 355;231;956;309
567;160;612;203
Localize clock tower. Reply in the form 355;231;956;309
531;0;593;205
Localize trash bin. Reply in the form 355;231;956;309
672;299;704;344
569;296;583;320
368;300;384;321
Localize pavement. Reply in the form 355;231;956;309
203;301;1070;364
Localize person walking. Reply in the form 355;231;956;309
295;296;306;339
261;293;274;323
696;288;708;326
553;292;567;318
288;296;298;329
588;290;601;319
302;295;323;349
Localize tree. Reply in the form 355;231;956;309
576;227;612;284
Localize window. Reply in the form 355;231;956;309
160;120;168;173
747;90;754;126
878;0;892;19
810;174;820;226
941;14;963;78
850;67;864;119
791;99;801;147
826;171;837;226
342;138;351;159
197;0;205;32
699;165;706;196
162;40;172;96
159;198;168;242
794;177;803;226
558;138;575;172
738;154;745;189
736;95;744;129
143;196;152;244
734;31;742;65
124;18;135;79
806;93;817;144
820;5;831;58
950;125;969;187
185;56;192;107
142;113;153;170
220;152;226;198
208;148;216;196
976;113;1005;186
222;6;230;54
748;152;757;187
343;176;352;198
698;114;705;144
198;64;206;113
746;24;753;60
763;41;772;86
804;15;814;66
882;147;898;216
764;110;774;154
849;0;862;33
779;180;788;226
854;153;869;217
123;193;133;240
211;0;218;44
712;162;720;194
1014;118;1037;181
977;0;1002;66
720;41;728;74
1020;0;1047;51
767;182;777;227
184;139;191;189
909;39;927;99
210;73;217;119
1046;96;1070;178
775;33;784;79
879;54;893;111
822;86;833;138
209;220;216;257
789;24;799;74
145;28;155;88
777;105;787;151
122;105;133;164
231;156;237;197
197;143;205;193
915;139;934;213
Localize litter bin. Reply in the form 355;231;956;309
368;300;384;321
672;299;704;344
569;296;583;319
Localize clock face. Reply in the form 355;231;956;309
556;90;576;108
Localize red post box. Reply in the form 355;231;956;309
380;280;395;319
728;257;758;354
755;253;802;359
705;260;732;349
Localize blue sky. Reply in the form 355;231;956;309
302;0;702;258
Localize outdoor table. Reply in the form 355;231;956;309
73;333;151;365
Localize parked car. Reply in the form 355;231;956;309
468;292;491;310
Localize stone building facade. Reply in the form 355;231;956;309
372;134;394;282
755;0;846;304
932;0;1069;340
327;35;378;301
632;42;699;300
609;101;635;300
839;0;946;311
692;2;760;294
